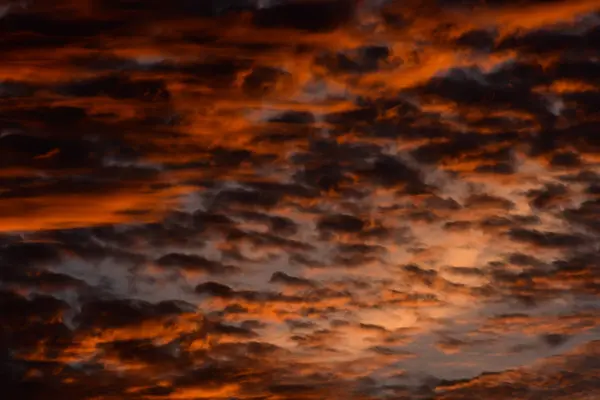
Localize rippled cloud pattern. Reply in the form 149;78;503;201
1;0;600;399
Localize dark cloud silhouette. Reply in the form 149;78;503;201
252;0;355;32
318;213;366;234
60;75;171;102
507;228;588;248
270;271;315;287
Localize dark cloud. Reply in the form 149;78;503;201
498;25;600;55
195;281;302;305
563;199;600;233
359;155;429;193
193;211;235;231
474;162;516;175
2;0;600;399
242;66;292;97
268;110;316;125
541;333;570;347
414;67;550;118
464;194;515;210
527;183;568;209
59;75;171;102
549;151;581;168
0;13;126;50
0;80;38;97
455;29;497;51
551;59;600;87
507;228;588;248
508;253;544;267
100;338;186;367
0;242;62;268
295;162;352;192
96;0;222;17
325;107;380;128
155;253;239;275
213;187;283;209
75;298;194;330
226;228;314;253
316;45;392;75
402;264;438;287
2;106;89;132
270;271;315;288
410;132;518;165
317;213;366;234
211;321;258;338
251;0;355;32
0;269;85;292
195;281;236;298
444;220;473;231
0;290;68;326
331;242;387;268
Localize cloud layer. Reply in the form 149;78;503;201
1;0;600;398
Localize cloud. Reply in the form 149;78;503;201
1;0;600;398
154;253;240;275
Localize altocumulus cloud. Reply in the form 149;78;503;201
1;0;600;399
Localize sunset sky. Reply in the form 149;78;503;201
1;0;600;399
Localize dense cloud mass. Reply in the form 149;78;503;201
1;0;600;398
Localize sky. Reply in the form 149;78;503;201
1;0;600;399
